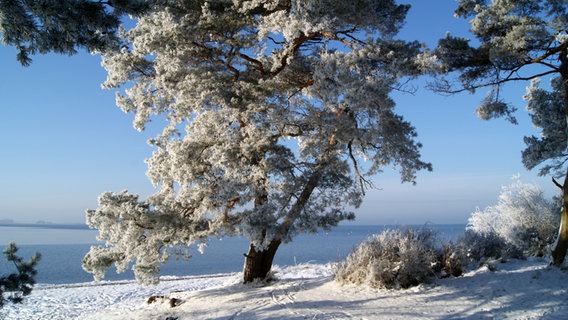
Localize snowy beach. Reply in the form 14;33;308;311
3;259;568;319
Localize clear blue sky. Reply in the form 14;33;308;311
0;1;558;225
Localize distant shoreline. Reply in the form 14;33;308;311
0;223;90;230
0;223;467;231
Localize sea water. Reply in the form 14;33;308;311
0;224;466;285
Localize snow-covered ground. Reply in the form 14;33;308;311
2;259;568;319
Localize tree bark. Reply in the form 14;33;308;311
552;56;568;265
551;168;568;265
243;239;281;283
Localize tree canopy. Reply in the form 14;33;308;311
433;0;568;264
77;0;432;283
0;0;151;65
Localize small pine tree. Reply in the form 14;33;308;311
0;243;41;309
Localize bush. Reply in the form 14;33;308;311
1;243;41;309
440;242;465;277
467;178;560;257
450;230;523;268
334;226;443;289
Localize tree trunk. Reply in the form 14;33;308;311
551;168;568;265
553;52;568;265
243;239;281;283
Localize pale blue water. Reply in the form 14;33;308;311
0;224;465;285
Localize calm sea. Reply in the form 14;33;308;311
0;224;466;285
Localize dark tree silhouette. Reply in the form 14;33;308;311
1;243;41;308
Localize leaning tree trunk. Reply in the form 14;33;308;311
551;167;568;265
552;65;568;265
241;168;321;282
243;239;282;283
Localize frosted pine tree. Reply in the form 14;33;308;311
81;0;432;284
433;0;568;265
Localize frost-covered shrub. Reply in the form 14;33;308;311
455;230;523;265
437;231;522;276
334;227;441;289
467;178;560;257
440;242;465;277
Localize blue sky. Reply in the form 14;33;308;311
0;1;559;225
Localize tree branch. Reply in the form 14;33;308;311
320;31;362;51
348;141;366;195
223;196;241;223
441;69;558;94
270;32;319;77
522;43;567;66
553;177;564;190
268;30;363;80
238;52;265;76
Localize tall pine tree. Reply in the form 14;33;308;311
433;0;568;264
80;0;432;283
3;0;433;283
